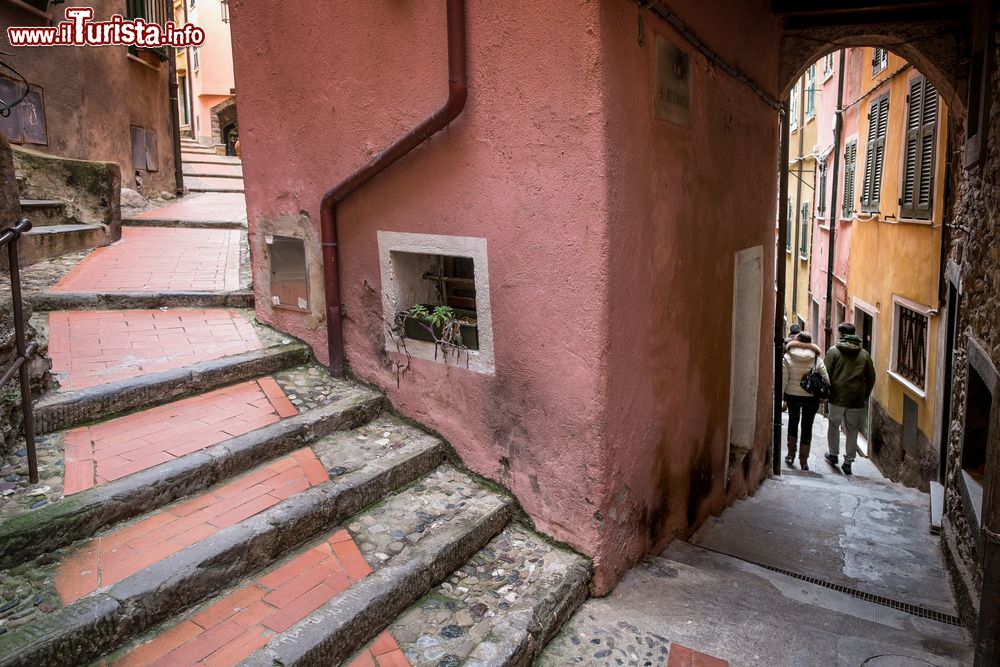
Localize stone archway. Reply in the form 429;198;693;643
210;96;238;155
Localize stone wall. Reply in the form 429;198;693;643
869;400;936;491
940;20;1000;626
0;134;52;457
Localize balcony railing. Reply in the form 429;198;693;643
1;219;38;484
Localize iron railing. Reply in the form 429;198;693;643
1;218;38;484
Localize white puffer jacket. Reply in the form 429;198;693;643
782;340;830;398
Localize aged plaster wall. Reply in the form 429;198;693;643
0;1;176;195
595;0;781;589
230;0;617;587
941;20;1000;624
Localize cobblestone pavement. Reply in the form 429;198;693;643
386;523;587;666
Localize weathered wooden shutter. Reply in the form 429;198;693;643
843;140;857;217
818;160;827;216
861;100;878;209
900;77;939;219
872;95;889;208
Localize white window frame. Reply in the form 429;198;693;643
790;83;799;130
823;53;835;81
805;65;817;120
888;295;931;397
873;47;889;76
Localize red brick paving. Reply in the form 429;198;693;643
666;644;729;667
51;227;241;293
48;309;262;390
62;378;299;495
114;530;373;666
348;631;410;667
55;448;327;604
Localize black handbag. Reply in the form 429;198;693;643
800;356;832;399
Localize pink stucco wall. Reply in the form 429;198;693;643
229;0;781;593
596;1;780;588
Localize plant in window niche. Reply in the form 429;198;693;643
393;302;479;366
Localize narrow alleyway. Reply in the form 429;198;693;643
540;413;973;666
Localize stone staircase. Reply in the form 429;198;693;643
180;138;245;195
12;199;108;268
0;238;589;667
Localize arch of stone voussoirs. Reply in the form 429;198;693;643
779;22;969;119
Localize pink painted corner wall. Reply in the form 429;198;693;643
594;1;781;589
229;0;783;593
230;0;614;584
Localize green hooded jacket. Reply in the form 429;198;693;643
824;335;876;408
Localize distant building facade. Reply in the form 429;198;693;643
0;0;178;195
173;0;236;152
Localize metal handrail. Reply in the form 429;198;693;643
1;218;38;484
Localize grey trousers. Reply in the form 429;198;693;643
827;404;865;463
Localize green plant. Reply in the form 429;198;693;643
429;305;455;328
407;304;431;320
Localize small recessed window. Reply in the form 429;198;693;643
268;235;309;311
130;126;159;172
893;302;929;391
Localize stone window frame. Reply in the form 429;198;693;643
959;336;1000;559
888;295;931;398
377;231;495;376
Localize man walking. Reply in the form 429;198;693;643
824;322;876;475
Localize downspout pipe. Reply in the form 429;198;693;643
774;100;791;476
319;0;468;377
823;50;846;349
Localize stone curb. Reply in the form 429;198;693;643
241;495;516;667
34;342;309;433
482;558;593;667
123;217;247;229
0;390;385;571
24;290;255;311
0;414;437;667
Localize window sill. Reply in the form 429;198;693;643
887;369;927;398
4;0;52;19
892;216;935;226
959;469;984;557
127;53;161;71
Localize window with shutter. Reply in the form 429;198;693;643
806;65;816;118
786;199;793;252
800;205;809;258
843;140;857;218
861;93;889;213
817;159;827;217
900;76;939;220
873;48;888;75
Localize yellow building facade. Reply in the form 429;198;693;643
784;64;820;333
844;48;948;488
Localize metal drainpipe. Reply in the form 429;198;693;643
774;100;791;476
823;50;846;349
319;0;468;377
168;46;184;195
791;79;805;321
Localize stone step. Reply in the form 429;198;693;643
19;199;67;226
0;418;446;667
11;224;108;267
348;522;591;666
181;154;243;166
0;366;384;571
25;289;255;312
185;176;245;193
34;341;311;434
181;163;243;179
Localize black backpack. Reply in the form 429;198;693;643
800;356;832;399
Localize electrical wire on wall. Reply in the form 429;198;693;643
0;54;29;118
636;0;783;113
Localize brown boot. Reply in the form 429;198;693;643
785;436;797;467
799;442;811;470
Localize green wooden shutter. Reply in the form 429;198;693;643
843;140;857;218
900;77;939;220
917;81;939;216
872;94;889;209
818;160;827;216
861;100;877;209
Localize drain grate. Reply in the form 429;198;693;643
694;544;965;627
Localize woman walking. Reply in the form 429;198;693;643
782;331;830;470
